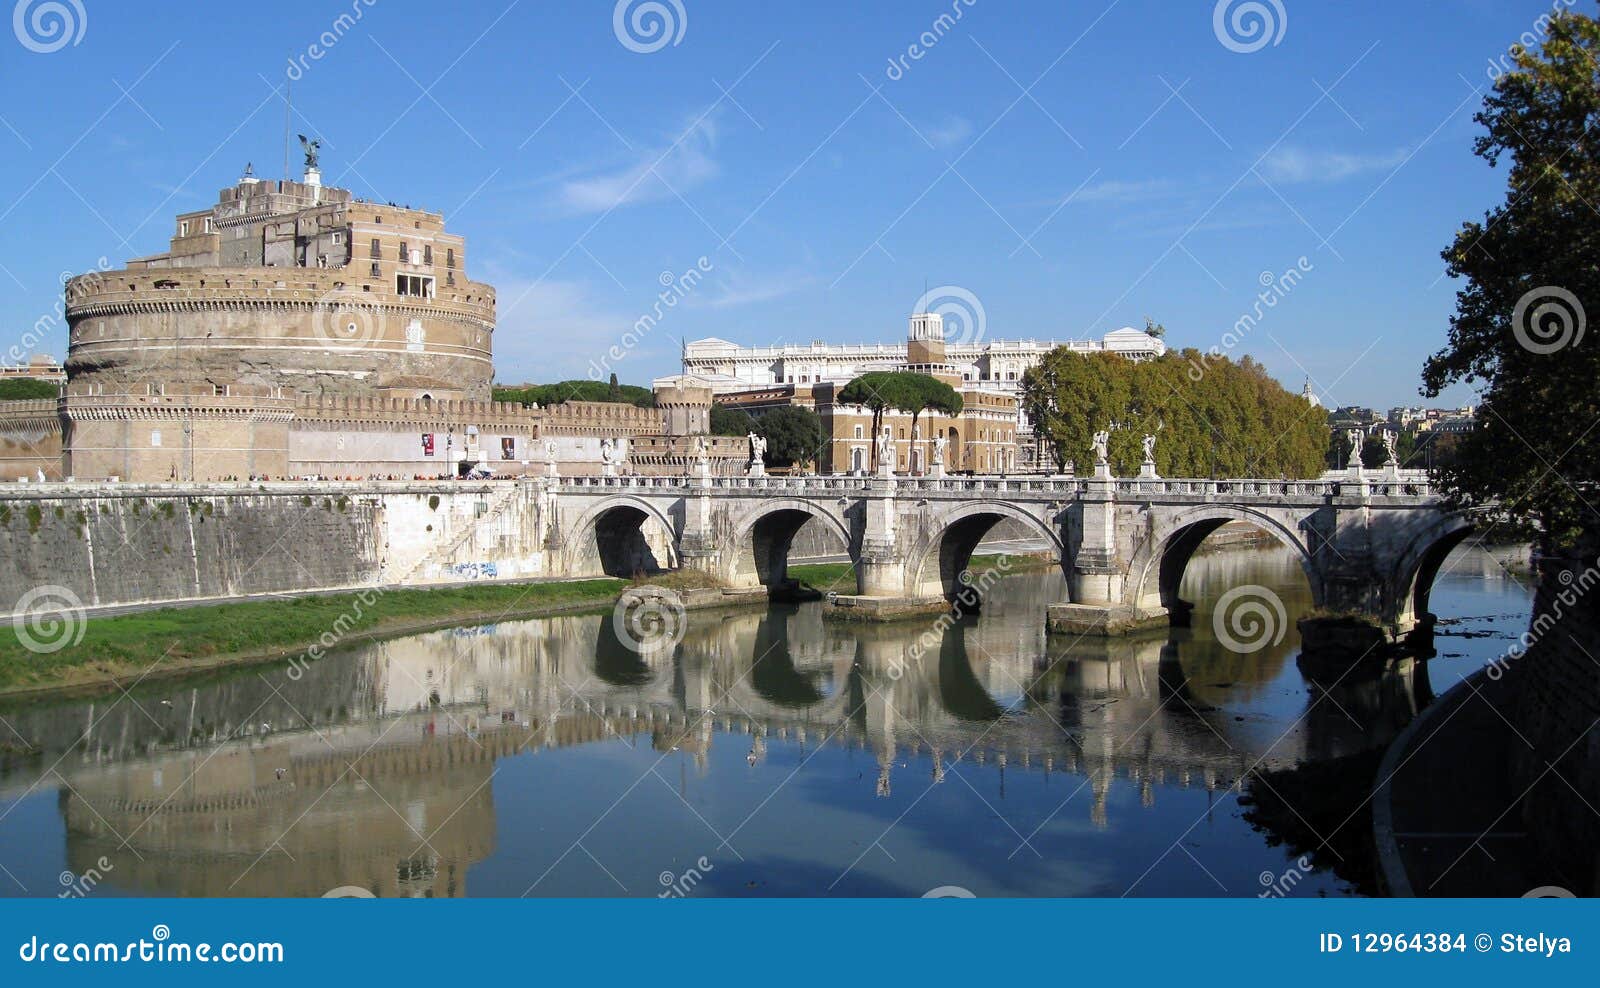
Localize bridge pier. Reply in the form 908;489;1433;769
830;475;948;620
1049;473;1165;636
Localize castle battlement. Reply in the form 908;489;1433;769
294;394;538;429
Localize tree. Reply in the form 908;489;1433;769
1359;436;1389;470
709;403;754;437
838;372;963;472
0;379;59;400
837;372;905;471
894;374;962;468
492;380;655;408
1021;349;1326;477
753;405;824;469
1421;10;1600;546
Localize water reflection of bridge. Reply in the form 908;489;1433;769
0;571;1428;896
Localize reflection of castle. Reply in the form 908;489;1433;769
0;588;1428;895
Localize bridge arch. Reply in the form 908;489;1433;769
565;494;679;578
1125;505;1319;625
904;500;1065;605
722;497;855;592
1384;512;1477;635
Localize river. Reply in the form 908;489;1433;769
0;542;1532;898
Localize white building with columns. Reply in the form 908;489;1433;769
682;325;1167;469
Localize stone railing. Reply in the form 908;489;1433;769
0;479;505;501
549;472;1439;502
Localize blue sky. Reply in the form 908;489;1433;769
0;0;1570;407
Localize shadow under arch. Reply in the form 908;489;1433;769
905;501;1065;607
724;498;855;592
1126;505;1318;627
567;495;678;578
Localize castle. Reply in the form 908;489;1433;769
0;158;733;482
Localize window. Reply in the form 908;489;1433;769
370;262;381;278
178;221;189;237
370;238;381;259
423;244;433;265
396;274;435;298
446;272;455;287
398;240;408;262
853;425;863;439
203;218;213;233
446;248;455;269
331;232;342;244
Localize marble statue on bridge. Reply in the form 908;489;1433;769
747;432;767;478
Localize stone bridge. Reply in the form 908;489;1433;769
539;466;1472;647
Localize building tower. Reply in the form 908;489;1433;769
906;311;947;368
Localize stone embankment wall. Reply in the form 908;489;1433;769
0;481;548;613
1510;537;1600;893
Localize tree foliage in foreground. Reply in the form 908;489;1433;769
1421;10;1599;546
1019;350;1327;478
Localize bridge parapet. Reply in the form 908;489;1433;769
532;471;1462;656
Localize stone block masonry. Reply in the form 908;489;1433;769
0;480;552;614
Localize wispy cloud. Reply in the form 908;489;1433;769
1257;146;1409;184
698;267;817;309
1070;177;1180;204
558;116;719;214
491;278;644;381
925;115;973;149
